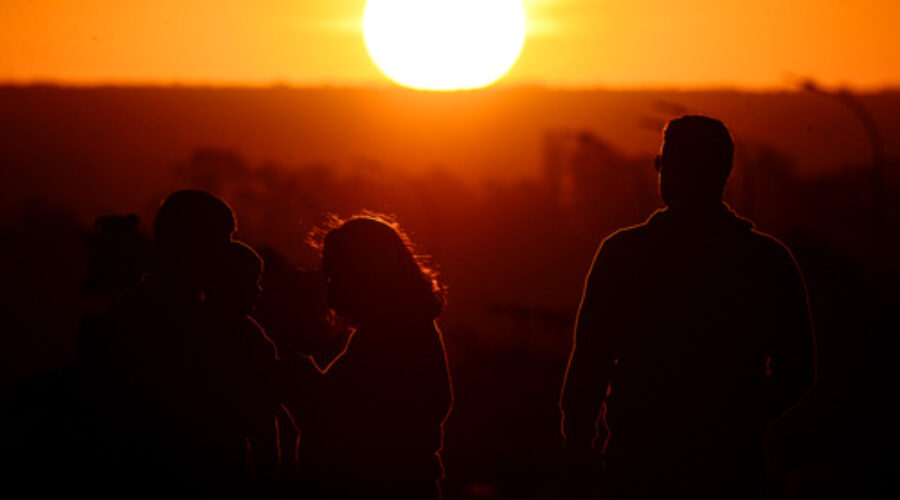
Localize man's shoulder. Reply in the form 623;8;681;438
596;208;797;263
596;212;661;253
745;227;801;269
707;209;802;275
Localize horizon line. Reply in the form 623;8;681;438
3;80;900;94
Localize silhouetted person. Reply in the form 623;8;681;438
287;216;453;500
560;116;816;499
183;240;286;498
77;190;239;498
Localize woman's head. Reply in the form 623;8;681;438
318;215;443;325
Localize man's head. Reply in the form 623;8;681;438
207;240;264;315
153;190;235;286
656;115;734;210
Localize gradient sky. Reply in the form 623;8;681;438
2;0;899;88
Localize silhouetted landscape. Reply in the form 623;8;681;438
1;86;898;498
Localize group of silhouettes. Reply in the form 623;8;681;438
4;115;816;500
70;190;452;500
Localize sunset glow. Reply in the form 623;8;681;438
1;1;899;89
362;0;526;91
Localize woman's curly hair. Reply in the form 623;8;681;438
308;212;445;323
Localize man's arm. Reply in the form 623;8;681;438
560;237;623;456
766;245;816;417
245;318;286;497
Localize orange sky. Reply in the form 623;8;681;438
2;0;899;89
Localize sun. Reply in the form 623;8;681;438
362;0;526;91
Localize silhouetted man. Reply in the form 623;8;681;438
560;116;815;499
79;190;242;498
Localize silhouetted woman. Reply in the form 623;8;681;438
292;215;452;500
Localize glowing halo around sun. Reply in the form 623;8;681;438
362;0;527;91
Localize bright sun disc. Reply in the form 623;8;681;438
363;0;526;91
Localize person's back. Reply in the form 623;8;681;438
291;216;452;500
76;190;237;498
298;319;451;499
560;116;815;499
196;240;282;498
69;268;212;499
